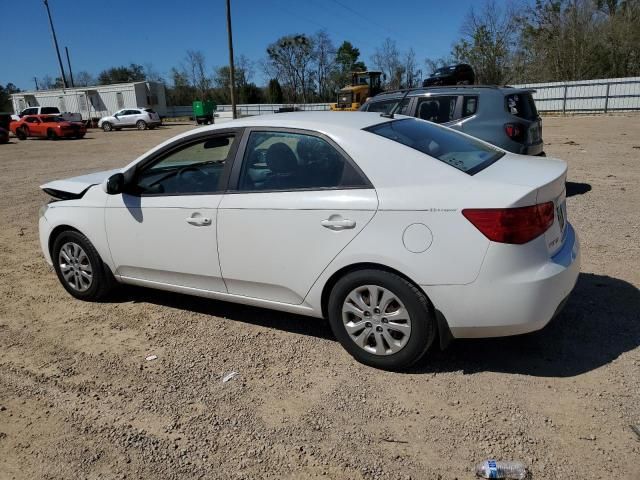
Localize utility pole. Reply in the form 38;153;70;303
43;0;68;88
65;47;75;87
225;0;237;119
34;77;39;90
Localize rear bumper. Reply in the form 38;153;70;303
424;223;580;338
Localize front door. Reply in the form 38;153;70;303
105;131;239;292
217;129;378;304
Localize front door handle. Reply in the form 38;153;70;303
321;216;356;231
186;215;212;226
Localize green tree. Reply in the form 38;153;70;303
267;78;283;103
334;41;366;89
97;64;146;84
0;83;20;111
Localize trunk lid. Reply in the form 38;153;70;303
475;153;568;255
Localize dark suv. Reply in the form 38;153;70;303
423;64;475;86
360;86;544;156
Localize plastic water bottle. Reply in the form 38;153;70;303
475;459;527;479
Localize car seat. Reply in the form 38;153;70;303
262;142;300;190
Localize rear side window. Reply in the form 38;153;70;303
364;98;411;115
238;131;368;191
41;107;59;114
416;96;457;123
365;118;504;175
505;93;538;120
462;96;478;117
144;108;156;113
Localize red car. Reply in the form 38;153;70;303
11;114;86;140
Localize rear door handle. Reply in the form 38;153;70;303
186;215;212;226
321;217;356;231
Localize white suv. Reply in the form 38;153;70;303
98;108;161;132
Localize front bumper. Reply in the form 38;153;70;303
425;223;580;338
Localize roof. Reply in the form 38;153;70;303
11;81;162;97
219;111;391;131
372;85;534;99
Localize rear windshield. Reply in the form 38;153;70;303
41;107;60;114
365;118;504;175
505;93;538;120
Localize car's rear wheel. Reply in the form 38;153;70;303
52;230;116;301
16;127;28;140
136;120;147;130
102;122;113;132
327;269;436;370
47;129;58;140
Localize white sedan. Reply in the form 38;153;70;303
38;112;580;370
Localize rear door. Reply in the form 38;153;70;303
217;128;378;304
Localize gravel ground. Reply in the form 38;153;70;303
0;116;639;480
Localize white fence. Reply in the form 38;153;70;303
513;76;640;113
165;103;331;118
165;76;640;118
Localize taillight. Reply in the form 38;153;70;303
462;202;554;244
504;123;526;142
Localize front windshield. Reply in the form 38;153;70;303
365;118;504;175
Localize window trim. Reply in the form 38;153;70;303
226;126;373;194
125;128;244;197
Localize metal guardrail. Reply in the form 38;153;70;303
165;103;331;118
513;78;640;113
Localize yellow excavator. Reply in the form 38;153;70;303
330;71;383;111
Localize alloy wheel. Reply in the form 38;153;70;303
58;242;93;292
342;285;412;356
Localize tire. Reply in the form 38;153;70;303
102;122;113;132
327;269;436;370
52;230;116;301
16;127;27;140
136;120;147;130
47;129;58;140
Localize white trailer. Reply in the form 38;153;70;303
10;81;167;121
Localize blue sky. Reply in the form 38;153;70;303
3;0;489;90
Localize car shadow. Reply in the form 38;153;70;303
114;272;639;377
566;181;592;197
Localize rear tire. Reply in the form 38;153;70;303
102;122;113;132
136;120;147;130
327;269;436;370
47;129;58;140
52;230;116;301
16;127;27;140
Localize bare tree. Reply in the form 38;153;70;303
403;48;420;88
184;50;211;98
371;38;404;89
74;71;95;87
313;30;337;101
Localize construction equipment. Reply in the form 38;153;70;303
330;71;383;111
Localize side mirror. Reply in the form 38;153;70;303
106;173;125;195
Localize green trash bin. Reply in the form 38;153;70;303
193;100;216;125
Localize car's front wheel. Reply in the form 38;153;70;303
52;230;116;301
102;122;113;132
327;269;436;370
136;120;147;130
16;127;27;140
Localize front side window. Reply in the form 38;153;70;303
364;98;411;115
365;118;504;175
416;96;458;123
133;135;235;195
238;131;368;191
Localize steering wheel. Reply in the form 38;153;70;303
176;165;209;188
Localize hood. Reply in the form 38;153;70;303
40;169;119;197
